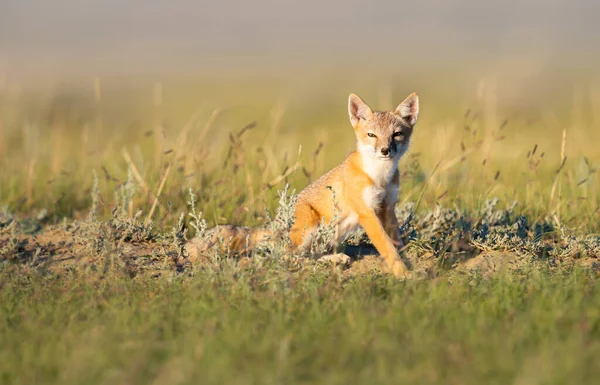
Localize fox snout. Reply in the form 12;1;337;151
374;136;405;159
379;140;403;158
374;138;398;159
356;131;407;160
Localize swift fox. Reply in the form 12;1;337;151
187;92;419;278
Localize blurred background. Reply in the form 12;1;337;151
2;0;599;76
0;0;599;228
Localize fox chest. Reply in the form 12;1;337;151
360;158;400;211
334;184;398;241
362;184;399;211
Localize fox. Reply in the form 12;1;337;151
186;92;419;278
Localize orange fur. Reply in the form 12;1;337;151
188;92;419;278
289;92;419;278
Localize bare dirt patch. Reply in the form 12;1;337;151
2;215;599;280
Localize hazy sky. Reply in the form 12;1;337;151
1;0;599;74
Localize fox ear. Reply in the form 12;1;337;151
395;93;419;126
348;93;373;127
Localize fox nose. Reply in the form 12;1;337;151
380;147;390;156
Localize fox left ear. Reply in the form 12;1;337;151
348;93;373;127
395;93;419;126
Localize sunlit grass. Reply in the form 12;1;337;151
1;266;599;385
1;71;600;385
0;74;598;231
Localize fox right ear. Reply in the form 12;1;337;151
395;93;419;126
348;93;373;127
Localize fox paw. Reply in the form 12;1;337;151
391;260;412;280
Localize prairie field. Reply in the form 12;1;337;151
1;66;600;384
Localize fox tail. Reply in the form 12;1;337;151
185;225;274;260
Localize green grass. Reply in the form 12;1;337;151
1;70;600;384
1;267;599;385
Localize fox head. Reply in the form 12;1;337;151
348;92;419;161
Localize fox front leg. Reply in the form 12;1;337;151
377;207;403;249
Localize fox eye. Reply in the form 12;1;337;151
393;132;405;140
367;133;377;138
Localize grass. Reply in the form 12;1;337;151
1;69;600;384
1;267;599;385
1;73;598;230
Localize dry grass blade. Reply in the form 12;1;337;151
145;163;172;225
549;129;567;216
265;161;301;190
122;148;150;193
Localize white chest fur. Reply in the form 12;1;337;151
363;185;387;210
360;155;400;209
361;155;397;186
